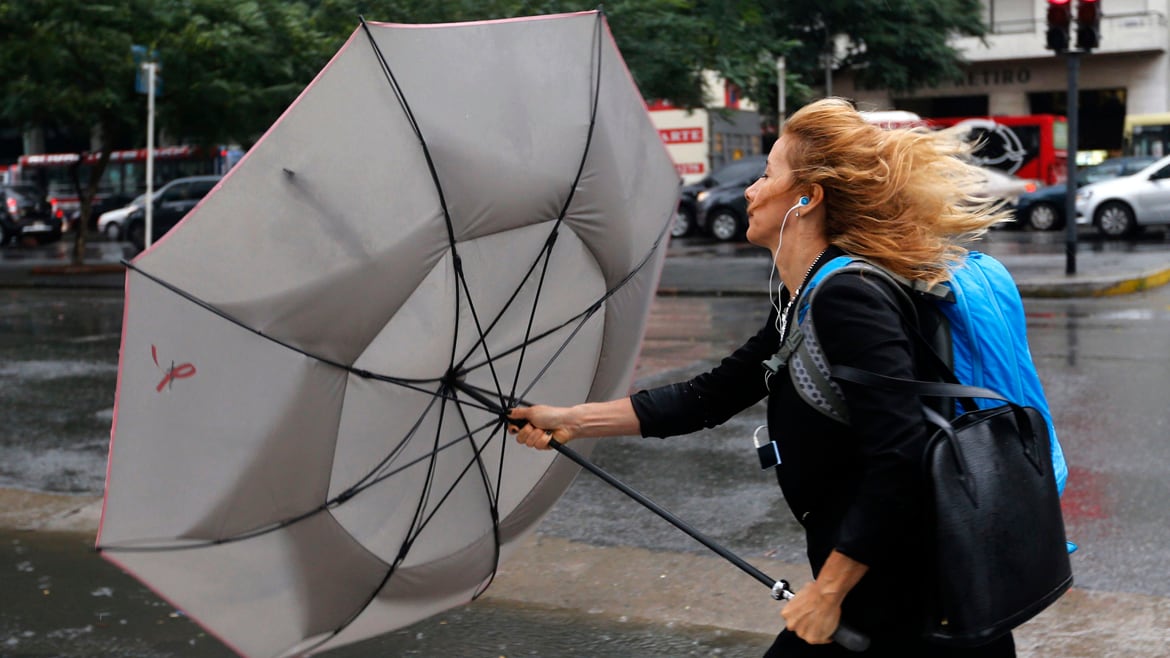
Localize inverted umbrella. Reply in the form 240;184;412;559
98;10;678;657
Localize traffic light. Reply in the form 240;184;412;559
1076;0;1101;51
1046;0;1072;52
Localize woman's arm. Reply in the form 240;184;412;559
508;398;639;449
813;274;932;568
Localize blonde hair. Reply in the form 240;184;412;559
782;98;1011;285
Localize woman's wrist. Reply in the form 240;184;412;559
568;399;639;439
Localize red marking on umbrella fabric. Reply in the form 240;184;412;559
151;344;196;392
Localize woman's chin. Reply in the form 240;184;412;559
744;225;766;248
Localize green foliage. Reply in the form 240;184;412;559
0;0;988;152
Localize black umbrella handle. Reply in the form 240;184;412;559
543;435;870;653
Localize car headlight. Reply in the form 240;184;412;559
1075;189;1092;203
696;190;710;203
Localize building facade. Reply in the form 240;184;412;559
837;0;1169;155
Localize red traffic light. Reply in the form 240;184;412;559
1046;0;1073;51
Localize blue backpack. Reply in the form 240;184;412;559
778;251;1068;496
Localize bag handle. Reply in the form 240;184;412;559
831;364;1046;477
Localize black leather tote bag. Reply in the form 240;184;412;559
833;365;1073;647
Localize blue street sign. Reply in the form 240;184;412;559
131;45;163;96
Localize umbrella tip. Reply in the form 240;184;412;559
282;168;295;178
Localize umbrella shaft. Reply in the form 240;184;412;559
549;439;777;591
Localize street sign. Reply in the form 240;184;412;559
131;45;163;96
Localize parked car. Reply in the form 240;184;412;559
1015;156;1158;231
690;156;768;242
0;183;61;245
674;155;766;238
1076;154;1170;238
124;176;221;251
97;194;146;241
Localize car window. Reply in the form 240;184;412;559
1151;164;1170;180
1123;158;1157;173
159;183;189;202
188;180;218;198
1083;164;1119;184
710;159;766;186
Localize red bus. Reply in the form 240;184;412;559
926;114;1069;185
6;145;238;227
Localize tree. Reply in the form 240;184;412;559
0;1;152;262
0;0;324;264
760;0;989;116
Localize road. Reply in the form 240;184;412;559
2;232;1170;655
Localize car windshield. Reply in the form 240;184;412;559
1080;158;1158;184
709;158;765;186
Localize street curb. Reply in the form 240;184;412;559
1015;265;1170;298
29;263;125;275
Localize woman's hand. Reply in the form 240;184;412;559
780;579;842;645
780;550;867;645
508;405;578;450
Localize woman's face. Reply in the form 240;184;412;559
744;136;802;250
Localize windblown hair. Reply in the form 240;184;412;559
782;98;1011;285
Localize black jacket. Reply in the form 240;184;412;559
631;247;938;635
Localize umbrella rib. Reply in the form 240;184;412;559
405;394;503;551
460;193;670;388
121;261;499;395
97;401;501;554
360;16;515;425
453;12;603;404
500;14;604;406
358;17;459;250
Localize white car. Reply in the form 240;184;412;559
97;194;144;241
1076;154;1170;238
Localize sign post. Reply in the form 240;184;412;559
132;46;161;249
777;57;787;130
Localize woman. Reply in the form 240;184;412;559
509;98;1014;656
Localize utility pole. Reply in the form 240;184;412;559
1046;0;1101;276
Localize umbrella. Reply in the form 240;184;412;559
97;10;679;657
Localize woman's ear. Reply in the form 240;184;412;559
802;184;825;211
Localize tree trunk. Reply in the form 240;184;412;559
68;148;112;266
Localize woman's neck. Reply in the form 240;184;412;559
779;238;831;296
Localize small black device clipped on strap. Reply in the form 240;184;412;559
753;424;781;470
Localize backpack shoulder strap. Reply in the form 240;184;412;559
786;257;913;424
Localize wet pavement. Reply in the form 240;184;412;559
3;231;1170;655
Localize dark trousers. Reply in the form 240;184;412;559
763;629;1016;658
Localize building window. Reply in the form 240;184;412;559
986;0;1035;34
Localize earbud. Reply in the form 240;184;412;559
787;197;809;217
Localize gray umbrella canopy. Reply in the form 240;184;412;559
97;10;679;658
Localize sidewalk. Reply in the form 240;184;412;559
657;241;1170;298
5;490;1170;657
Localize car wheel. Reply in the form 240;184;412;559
708;209;743;242
1094;201;1136;238
125;220;146;251
1026;202;1063;231
671;206;694;238
104;222;122;241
